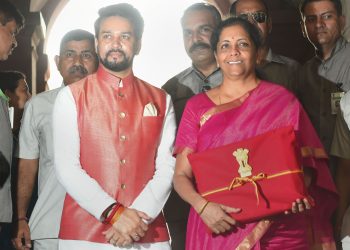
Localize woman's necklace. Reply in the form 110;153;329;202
218;89;251;105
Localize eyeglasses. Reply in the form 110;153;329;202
238;12;268;24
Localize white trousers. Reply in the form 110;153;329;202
34;238;59;250
59;240;171;250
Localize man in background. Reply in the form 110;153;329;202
299;0;350;247
230;0;300;93
162;3;221;250
0;1;24;248
299;0;350;151
13;29;98;250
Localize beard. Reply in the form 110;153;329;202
100;49;133;72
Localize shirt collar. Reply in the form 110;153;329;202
265;48;273;62
315;36;346;61
96;65;135;88
0;89;9;102
191;64;220;80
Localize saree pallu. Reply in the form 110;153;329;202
175;82;337;250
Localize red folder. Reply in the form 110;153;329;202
188;126;307;223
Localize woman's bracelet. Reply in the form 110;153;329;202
198;201;210;215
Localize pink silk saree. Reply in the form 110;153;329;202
174;81;337;250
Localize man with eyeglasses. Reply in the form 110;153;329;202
230;0;300;93
299;0;350;248
162;3;222;250
12;29;98;250
0;0;24;248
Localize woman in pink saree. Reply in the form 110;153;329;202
173;17;337;250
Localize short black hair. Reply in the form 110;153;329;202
230;0;269;16
94;3;144;41
0;71;25;93
211;17;262;52
299;0;342;17
59;29;95;54
0;0;25;32
181;3;221;28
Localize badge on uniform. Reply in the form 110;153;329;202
331;83;345;115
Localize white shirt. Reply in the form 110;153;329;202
341;91;350;130
19;88;66;239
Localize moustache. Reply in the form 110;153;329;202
189;42;211;53
107;49;126;58
68;65;88;75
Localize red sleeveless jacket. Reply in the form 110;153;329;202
59;66;169;243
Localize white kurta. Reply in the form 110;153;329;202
52;86;176;249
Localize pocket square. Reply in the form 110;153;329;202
143;102;158;116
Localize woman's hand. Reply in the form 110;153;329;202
283;167;315;215
284;196;315;215
174;149;240;234
198;201;241;234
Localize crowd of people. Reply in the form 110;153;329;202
0;0;350;249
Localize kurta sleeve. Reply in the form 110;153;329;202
53;87;115;220
19;100;39;159
130;95;176;219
